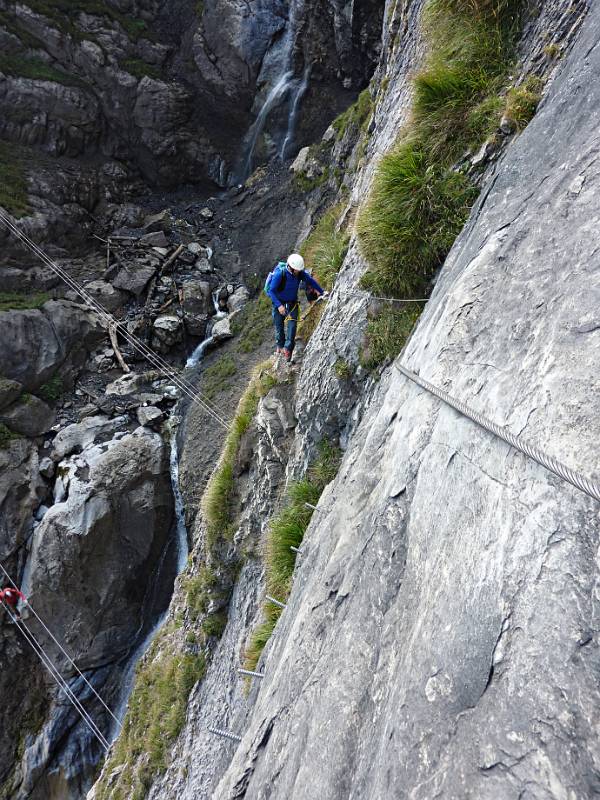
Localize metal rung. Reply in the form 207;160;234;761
238;668;264;679
209;726;242;743
304;502;318;511
265;594;286;609
290;545;302;554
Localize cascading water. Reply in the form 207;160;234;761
236;0;308;181
186;291;226;368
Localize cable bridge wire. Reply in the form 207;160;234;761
0;211;230;431
1;603;110;751
0;561;122;730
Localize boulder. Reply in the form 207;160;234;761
38;457;55;479
211;316;233;342
0;301;104;392
51;415;129;461
80;281;126;313
152;314;183;353
0;395;56;438
227;286;250;313
136;406;163;427
182;280;212;336
112;263;157;296
139;230;169;248
290;146;310;173
195;257;214;274
143;209;171;233
0;378;22;411
105;371;162;396
199;207;214;220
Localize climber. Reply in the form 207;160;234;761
0;586;26;620
265;253;325;361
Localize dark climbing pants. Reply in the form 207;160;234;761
272;303;299;352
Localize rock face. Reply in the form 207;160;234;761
210;5;600;799
0;300;104;391
88;3;600;800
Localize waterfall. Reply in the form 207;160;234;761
186;292;226;369
280;65;311;161
237;0;308;180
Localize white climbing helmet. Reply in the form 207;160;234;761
287;253;305;272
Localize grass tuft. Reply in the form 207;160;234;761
37;375;64;404
332;88;373;138
202;360;277;550
300;203;350;291
0;142;31;218
0;291;50;311
356;0;530;359
0;53;88;87
504;75;543;130
244;442;342;672
201;354;237;400
359;304;424;370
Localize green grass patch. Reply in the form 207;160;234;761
504;75;543;130
25;0;154;42
357;0;527;299
0;423;20;449
244;442;341;673
0;291;49;311
100;646;206;800
300;203;350;290
332;88;373;138
293;165;329;193
202;360;277;549
0;142;31;218
201;354;237;400
359;304;424;370
37;374;64;404
120;58;161;80
0;52;88;87
0;11;45;49
334;358;353;380
201;611;228;638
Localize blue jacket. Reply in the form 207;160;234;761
267;265;323;307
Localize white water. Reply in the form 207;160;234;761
238;0;308;179
280;65;311;160
186;292;227;368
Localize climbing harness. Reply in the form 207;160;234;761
285;301;300;323
396;363;600;503
0;211;230;431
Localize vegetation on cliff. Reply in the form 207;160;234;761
358;0;530;299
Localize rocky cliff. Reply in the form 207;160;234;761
1;0;598;798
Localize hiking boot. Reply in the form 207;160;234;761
283;348;292;362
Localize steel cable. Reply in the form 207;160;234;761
0;562;122;730
0;211;230;430
396;363;600;503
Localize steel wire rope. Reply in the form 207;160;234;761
0;211;230;430
0;215;229;429
0;217;228;429
1;604;110;751
396;363;600;503
0;561;122;729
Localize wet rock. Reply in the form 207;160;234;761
226;286;250;313
140;230;169;248
0;439;46;557
211;316;233;342
182;280;212;337
0;395;56;438
0;378;23;411
38;457;56;479
51;415;129;461
137;406;163;427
